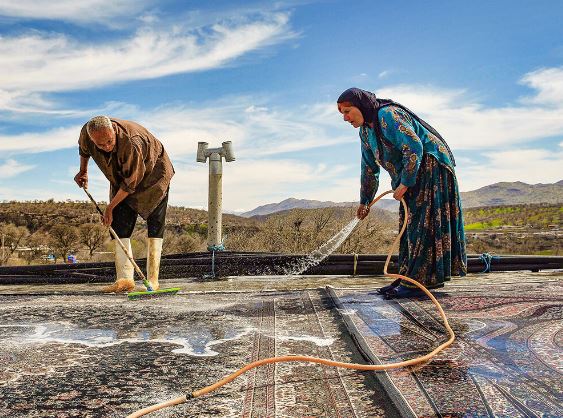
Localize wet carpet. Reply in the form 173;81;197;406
331;274;563;417
1;272;561;417
0;290;394;417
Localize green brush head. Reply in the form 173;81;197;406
127;287;181;300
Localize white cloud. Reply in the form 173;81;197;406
519;67;563;107
119;98;351;159
378;70;391;79
0;89;98;117
377;68;563;150
0;12;296;112
169;159;363;212
0;95;373;210
142;66;563;160
5;66;561;155
0;159;34;178
0;0;153;24
0;14;293;92
457;148;563;191
0;156;370;211
0;126;80;155
0;96;352;157
2;65;563;209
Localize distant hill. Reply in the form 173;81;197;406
249;205;397;225
461;180;563;208
1;181;560;229
0;199;559;261
240;197;399;217
0;200;256;233
241;181;563;217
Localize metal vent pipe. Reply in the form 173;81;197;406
196;141;235;251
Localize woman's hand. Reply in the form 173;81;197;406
393;184;408;201
356;204;370;220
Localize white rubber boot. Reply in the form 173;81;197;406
146;238;163;291
103;238;135;293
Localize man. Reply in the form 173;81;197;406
74;116;174;293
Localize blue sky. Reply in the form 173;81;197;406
0;0;562;211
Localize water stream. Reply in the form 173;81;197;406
284;218;360;276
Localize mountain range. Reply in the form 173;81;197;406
460;180;563;208
240;180;563;217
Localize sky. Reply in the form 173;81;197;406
0;0;562;212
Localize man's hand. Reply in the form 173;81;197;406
102;205;114;226
356;204;370;220
103;189;130;226
393;184;408;201
74;170;88;188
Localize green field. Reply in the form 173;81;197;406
464;204;561;230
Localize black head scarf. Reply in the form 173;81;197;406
337;88;394;125
337;87;455;165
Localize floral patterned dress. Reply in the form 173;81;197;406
360;105;467;288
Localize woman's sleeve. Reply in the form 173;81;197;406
360;134;380;205
119;138;146;194
380;107;423;187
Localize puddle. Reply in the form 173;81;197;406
0;322;254;357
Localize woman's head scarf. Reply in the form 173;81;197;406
337;88;393;125
337;87;456;165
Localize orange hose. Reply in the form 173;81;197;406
127;190;455;418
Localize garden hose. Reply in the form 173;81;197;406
127;190;456;417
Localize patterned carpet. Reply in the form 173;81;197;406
1;273;561;417
0;290;394;417
330;274;563;417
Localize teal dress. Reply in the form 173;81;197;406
360;105;467;288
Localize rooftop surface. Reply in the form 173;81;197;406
1;271;561;417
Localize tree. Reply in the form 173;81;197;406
49;225;79;263
312;208;335;245
22;232;50;265
163;233;206;255
340;208;392;254
224;229;259;252
0;222;30;265
79;223;108;259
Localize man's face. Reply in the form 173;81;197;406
90;127;116;152
338;104;364;128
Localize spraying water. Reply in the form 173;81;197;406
284;218;360;276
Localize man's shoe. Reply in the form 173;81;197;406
103;278;135;293
146;237;163;291
104;237;135;293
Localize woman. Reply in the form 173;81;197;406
337;87;467;298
